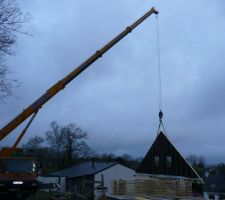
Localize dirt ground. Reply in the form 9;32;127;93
26;191;53;200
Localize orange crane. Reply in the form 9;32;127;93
0;7;158;197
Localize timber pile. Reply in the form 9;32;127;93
112;177;192;197
112;180;126;195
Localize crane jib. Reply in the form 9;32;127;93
31;93;51;110
0;7;158;142
63;27;134;86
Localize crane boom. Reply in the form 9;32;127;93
0;7;158;141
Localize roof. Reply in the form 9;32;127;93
51;161;117;178
204;175;225;193
136;131;202;181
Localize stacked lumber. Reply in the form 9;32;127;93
112;180;126;195
111;177;192;197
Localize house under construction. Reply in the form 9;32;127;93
136;131;202;181
111;114;203;198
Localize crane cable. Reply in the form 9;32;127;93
155;14;167;135
156;14;162;111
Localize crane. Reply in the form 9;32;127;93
0;7;158;197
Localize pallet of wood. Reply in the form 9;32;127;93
111;177;192;197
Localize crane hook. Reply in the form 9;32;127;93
159;110;163;121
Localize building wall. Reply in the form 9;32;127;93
58;176;66;192
204;192;224;200
94;164;134;199
204;192;210;200
137;132;200;179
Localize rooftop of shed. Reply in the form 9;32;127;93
51;161;117;178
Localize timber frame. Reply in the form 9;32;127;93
136;131;203;184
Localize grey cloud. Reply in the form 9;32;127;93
1;0;225;164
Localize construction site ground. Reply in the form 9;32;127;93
107;195;204;200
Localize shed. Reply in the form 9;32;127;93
51;161;135;199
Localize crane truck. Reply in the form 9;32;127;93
0;7;158;197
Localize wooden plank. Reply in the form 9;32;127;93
111;178;192;197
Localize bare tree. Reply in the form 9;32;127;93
46;121;89;166
186;154;206;177
45;121;64;153
60;123;89;163
23;135;44;151
186;154;206;167
0;0;31;100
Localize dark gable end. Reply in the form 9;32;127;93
136;131;201;179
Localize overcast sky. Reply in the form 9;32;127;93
1;0;225;164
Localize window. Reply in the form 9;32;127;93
2;158;36;173
166;156;172;168
154;156;159;167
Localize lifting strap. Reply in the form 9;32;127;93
157;110;167;135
